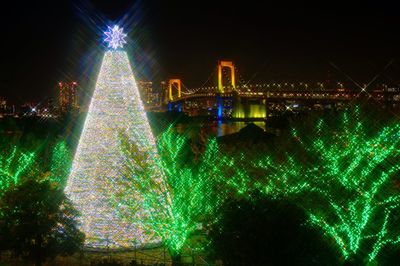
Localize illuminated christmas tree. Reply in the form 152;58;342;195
65;25;158;248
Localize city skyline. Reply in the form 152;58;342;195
1;0;400;104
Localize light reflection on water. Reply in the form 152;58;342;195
175;121;267;137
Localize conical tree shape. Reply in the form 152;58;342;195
65;50;157;248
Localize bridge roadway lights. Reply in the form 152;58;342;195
168;102;173;112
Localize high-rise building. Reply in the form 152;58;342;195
161;81;168;104
0;98;6;111
59;81;79;113
137;80;153;104
0;98;7;116
137;80;161;108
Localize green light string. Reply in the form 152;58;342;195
49;141;71;188
0;140;72;196
219;108;400;262
260;109;400;262
118;127;230;255
0;146;37;195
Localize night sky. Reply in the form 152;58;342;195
1;0;400;104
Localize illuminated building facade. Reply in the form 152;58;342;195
0;98;6;113
59;81;79;114
161;81;168;104
137;81;161;109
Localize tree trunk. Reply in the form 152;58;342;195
171;253;182;266
35;256;42;266
35;236;43;266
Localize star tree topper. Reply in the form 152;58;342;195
104;25;127;49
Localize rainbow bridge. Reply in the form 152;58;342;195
164;61;395;120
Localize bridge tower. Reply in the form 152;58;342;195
218;61;236;93
168;79;182;101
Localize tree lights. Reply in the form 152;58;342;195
118;128;229;260
302;112;400;262
2;99;400;264
244;109;400;262
49;141;71;188
0;146;37;195
64;35;158;247
0;140;72;194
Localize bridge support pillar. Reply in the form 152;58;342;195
168;79;182;101
216;96;223;120
218;61;236;93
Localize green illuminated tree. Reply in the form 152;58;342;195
0;140;72;195
118;129;228;264
48;141;71;188
247;108;400;263
0;146;37;196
